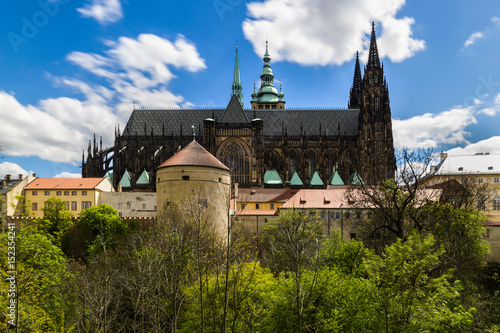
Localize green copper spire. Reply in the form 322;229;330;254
254;40;283;103
310;171;325;186
232;44;243;106
329;171;344;185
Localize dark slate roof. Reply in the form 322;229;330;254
123;105;359;137
220;94;249;123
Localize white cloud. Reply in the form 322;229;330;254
463;32;484;48
446;136;500;155
54;172;82;178
0;162;29;179
242;0;425;66
0;34;206;164
77;0;123;25
392;107;477;149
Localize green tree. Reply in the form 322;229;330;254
38;197;73;247
77;204;130;256
261;208;324;333
0;225;72;332
364;232;475;332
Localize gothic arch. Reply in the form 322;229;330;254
304;149;319;181
264;149;283;172
217;138;251;184
287;149;301;180
322;149;339;180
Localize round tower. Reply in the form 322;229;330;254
156;140;231;234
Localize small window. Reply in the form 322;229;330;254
119;212;123;217
488;166;494;170
458;167;463;171
241;204;246;209
82;191;87;196
345;212;350;219
32;203;37;211
484;228;490;238
45;191;49;196
56;191;62;196
72;191;77;196
495;177;499;184
493;196;500;211
265;219;268;223
157;177;160;183
142;204;146;209
356;212;361;219
320;212;325;219
82;201;92;209
336;212;340;219
256;204;260;209
270;204;274;209
64;191;69;196
32;191;37;196
118;203;122;209
478;178;484;184
330;213;335;219
154;206;157;211
182;176;189;181
127;203;131;209
219;178;222;182
350;233;357;239
64;201;69;210
71;201;77;211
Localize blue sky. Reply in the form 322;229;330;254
1;0;500;178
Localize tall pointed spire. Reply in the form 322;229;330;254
251;40;285;109
349;51;362;108
232;43;243;106
367;22;380;68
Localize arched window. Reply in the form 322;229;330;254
288;150;300;177
264;149;283;172
218;140;250;184
305;151;317;180
326;150;336;180
493;196;500;211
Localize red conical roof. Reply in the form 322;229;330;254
158;140;229;171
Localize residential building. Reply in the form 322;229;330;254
0;174;35;225
24;177;114;217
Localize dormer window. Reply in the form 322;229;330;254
458;167;463;171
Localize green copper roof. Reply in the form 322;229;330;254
329;171;344;185
310;171;324;186
264;169;283;185
232;44;243;106
290;171;303;186
350;172;365;185
104;171;113;185
136;169;150;185
119;169;132;188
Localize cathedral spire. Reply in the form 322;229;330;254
251;40;285;109
348;51;362;108
232;43;243;106
367;22;380;68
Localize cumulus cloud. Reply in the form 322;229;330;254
0;162;29;179
463;32;484;48
77;0;123;25
0;34;206;163
392;107;477;150
446;136;500;155
242;0;425;66
54;172;82;178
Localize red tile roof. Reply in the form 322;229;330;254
25;178;106;190
237;188;296;203
157;140;229;171
236;210;278;216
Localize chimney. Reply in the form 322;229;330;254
440;152;448;162
32;173;37;178
18;174;23;181
5;174;11;182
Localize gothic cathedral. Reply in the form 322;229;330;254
82;23;396;189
